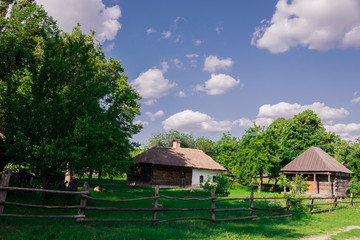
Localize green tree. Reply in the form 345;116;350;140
214;132;241;175
147;130;216;157
236;125;280;191
1;1;141;187
280;110;337;167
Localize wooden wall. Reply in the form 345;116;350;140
153;165;192;187
127;164;193;187
298;173;350;197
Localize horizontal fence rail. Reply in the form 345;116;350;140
0;171;359;224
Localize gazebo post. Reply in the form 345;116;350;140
327;173;332;196
313;173;317;194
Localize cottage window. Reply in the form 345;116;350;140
199;175;204;184
212;176;216;182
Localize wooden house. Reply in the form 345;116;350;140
127;139;226;188
281;146;352;197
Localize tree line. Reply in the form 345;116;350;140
145;110;360;192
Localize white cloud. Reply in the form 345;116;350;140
160;61;169;72
162;110;231;133
171;58;183;69
104;42;115;52
131;67;176;100
194;39;203;45
352;96;360;103
203;55;234;73
134;120;149;127
161;31;172;39
196;74;240;95
233;117;274;128
354;91;358;97
257;102;349;122
143;99;157;106
251;0;360;53
234;102;350;129
147;28;156;35
177;91;186;97
173;16;186;29
185;54;199;58
174;35;182;43
325;123;360;140
146;110;164;121
36;0;122;42
215;27;223;33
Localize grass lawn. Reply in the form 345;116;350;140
1;178;360;240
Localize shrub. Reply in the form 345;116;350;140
200;173;232;196
347;178;360;195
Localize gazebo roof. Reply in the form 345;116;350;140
281;146;353;174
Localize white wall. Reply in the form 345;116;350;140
192;169;222;185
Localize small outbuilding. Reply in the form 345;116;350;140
127;139;226;188
281;146;353;197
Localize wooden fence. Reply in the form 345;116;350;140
1;170;359;224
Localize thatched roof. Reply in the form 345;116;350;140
281;146;353;174
134;147;226;171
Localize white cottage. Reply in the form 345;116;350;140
127;139;226;187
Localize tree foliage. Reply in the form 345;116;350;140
0;0;141;187
147;130;216;157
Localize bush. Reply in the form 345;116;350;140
200;173;232;196
347;178;360;195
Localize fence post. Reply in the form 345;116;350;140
351;193;354;207
333;196;338;210
286;195;290;215
152;185;159;225
250;192;254;216
77;182;89;221
0;170;11;214
211;189;216;223
310;196;314;213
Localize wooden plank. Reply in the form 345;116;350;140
76;218;153;223
0;170;10;214
0;201;80;209
252;207;288;211
82;194;156;202
85;206;212;211
259;214;293;219
308;208;335;214
214;197;248;202
159;194;212;201
215;216;258;222
0;186;89;195
215;208;252;212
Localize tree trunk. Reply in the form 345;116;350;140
98;168;102;179
88;169;94;185
257;170;263;192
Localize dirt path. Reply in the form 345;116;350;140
300;226;360;240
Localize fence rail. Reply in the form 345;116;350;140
0;170;359;224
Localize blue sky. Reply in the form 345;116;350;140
36;0;360;145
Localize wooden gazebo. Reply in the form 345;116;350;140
281;146;352;197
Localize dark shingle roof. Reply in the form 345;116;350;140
134;147;226;171
281;146;353;174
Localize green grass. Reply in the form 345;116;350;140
1;178;360;240
330;228;360;240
